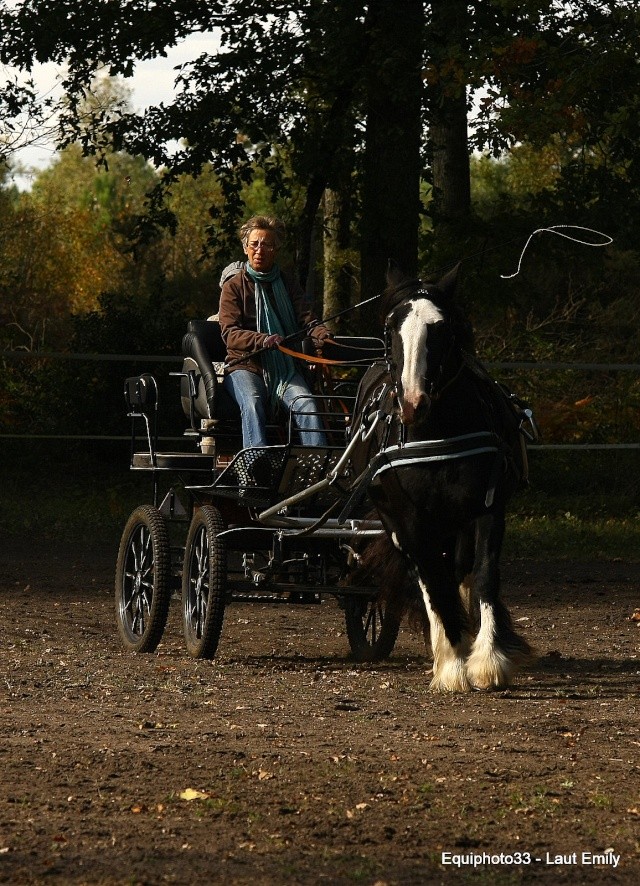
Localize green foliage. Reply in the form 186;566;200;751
2;0;640;481
71;287;187;356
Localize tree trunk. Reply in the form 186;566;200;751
428;0;471;222
430;91;470;219
360;0;424;325
322;186;355;333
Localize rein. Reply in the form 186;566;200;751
276;339;379;367
429;360;465;402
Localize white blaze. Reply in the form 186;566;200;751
399;299;444;407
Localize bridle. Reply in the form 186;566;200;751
383;291;463;408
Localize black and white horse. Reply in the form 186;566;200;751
352;263;532;691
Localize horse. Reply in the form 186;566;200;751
349;262;532;691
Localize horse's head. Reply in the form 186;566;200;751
383;262;466;426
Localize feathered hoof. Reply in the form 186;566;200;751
429;658;471;693
466;647;514;691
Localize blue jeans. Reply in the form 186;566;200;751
223;370;326;448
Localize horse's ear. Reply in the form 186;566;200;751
437;263;460;298
386;259;408;289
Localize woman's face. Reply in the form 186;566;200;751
244;228;279;273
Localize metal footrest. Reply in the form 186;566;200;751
131;452;215;471
209;446;290;506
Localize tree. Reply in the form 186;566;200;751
322;186;357;333
2;0;640;310
360;0;424;308
0;1;423;304
426;0;471;222
0;67;60;163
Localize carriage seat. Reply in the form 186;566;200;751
180;319;240;429
180;321;386;445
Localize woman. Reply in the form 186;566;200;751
219;215;329;448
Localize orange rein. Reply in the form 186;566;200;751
276;339;378;366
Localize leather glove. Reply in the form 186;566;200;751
263;334;284;350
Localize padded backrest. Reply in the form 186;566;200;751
180;319;240;423
181;320;226;419
183;319;227;362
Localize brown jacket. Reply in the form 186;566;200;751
219;268;329;375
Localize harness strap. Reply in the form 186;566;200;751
337;450;388;524
371;432;502;480
339;432;507;524
484;440;512;508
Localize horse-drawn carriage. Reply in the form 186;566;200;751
115;265;538;691
115;315;398;663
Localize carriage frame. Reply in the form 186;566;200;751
114;323;401;662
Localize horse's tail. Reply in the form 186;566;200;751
348;529;427;634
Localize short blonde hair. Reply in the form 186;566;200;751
240;215;286;249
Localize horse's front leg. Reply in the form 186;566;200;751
466;513;532;690
376;493;472;692
410;548;474;693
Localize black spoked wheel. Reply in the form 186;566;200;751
182;505;227;659
115;505;172;653
344;595;401;662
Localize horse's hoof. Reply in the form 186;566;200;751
428;659;471;693
470;677;509;692
466;652;513;691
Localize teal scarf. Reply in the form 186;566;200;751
246;262;298;411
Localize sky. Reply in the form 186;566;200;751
5;30;221;188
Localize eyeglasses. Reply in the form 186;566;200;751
247;240;276;253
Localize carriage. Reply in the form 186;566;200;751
114;317;399;663
115;266;538;691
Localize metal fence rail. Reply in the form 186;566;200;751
4;351;640;371
2;352;639;448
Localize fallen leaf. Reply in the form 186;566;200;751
258;769;274;781
179;788;210;801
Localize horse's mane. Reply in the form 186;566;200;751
380;277;423;316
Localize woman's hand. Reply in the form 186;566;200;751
263;333;284;349
311;329;331;353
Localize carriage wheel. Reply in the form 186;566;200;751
115;505;172;653
344;595;401;662
182;505;227;659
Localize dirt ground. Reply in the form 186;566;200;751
1;530;639;886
